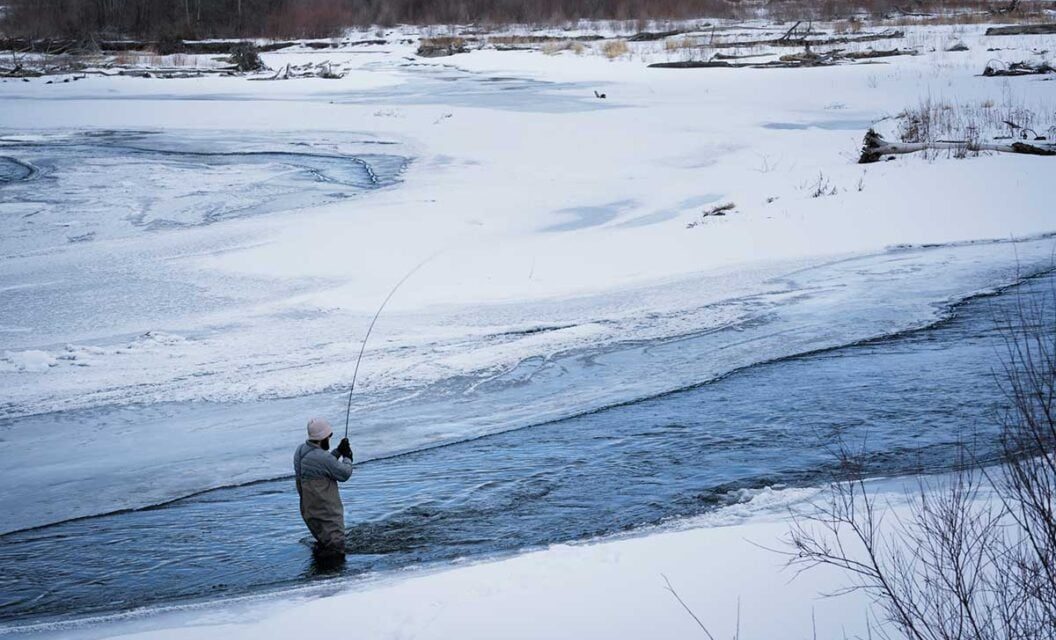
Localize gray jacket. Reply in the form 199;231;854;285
294;441;353;550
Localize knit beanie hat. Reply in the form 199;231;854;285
307;417;333;441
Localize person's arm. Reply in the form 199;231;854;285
324;453;353;482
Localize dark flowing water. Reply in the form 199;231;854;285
0;270;1051;630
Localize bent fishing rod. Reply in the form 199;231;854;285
343;256;433;439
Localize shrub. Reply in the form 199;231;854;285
786;286;1056;640
601;39;630;59
228;42;263;72
542;40;586;55
416;36;468;57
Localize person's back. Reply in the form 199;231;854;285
294;418;354;556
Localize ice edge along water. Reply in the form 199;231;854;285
0;19;1054;638
2;236;1056;536
3;266;1053;630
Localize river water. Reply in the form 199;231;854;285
1;266;1050;630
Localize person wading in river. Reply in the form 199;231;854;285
294;417;354;558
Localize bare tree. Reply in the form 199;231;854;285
786;278;1056;640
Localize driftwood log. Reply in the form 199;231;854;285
845;48;918;59
708;29;904;49
485;34;604;44
712;51;771;60
650;47;916;70
628;30;685;42
985;23;1056;36
983;59;1055;76
859;129;1056;163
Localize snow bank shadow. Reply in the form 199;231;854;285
344;63;610;113
541;194;725;231
619;193;724;228
541;199;638;232
0;130;409;254
762;119;875;131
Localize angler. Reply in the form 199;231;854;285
294;417;354;558
296;256;430;559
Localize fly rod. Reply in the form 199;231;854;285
343;256;433;439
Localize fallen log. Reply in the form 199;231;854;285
983;59;1055;76
651;60;742;68
649;47;914;70
893;6;936;17
779;21;804;41
627;29;684;42
1011;141;1056;156
651;58;839;69
844;47;918;59
985;23;1056;35
114;68;234;78
247;63;289;81
859;129;1056;163
0;66;43;77
778;50;835;65
486;34;604;44
709;29;904;49
711;51;771;60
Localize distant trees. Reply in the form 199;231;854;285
2;0;354;39
0;0;1034;40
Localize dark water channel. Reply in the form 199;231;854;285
1;271;1052;629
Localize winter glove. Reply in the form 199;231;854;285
337;438;354;461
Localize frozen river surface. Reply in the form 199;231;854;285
0;130;407;255
0;266;1051;629
0;49;1054;633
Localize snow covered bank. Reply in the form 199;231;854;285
2;22;1054;414
20;482;913;640
0;20;1053;626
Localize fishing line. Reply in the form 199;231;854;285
344;255;435;438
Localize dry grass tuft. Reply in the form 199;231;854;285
832;18;863;34
542;40;586;55
113;51;195;67
419;36;465;48
601;39;630;59
664;36;699;51
895;94;1056;158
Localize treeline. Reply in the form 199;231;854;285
0;0;1024;40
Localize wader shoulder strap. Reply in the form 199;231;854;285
296;446;314;479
